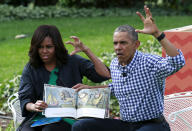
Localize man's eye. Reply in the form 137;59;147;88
113;42;118;45
120;42;127;45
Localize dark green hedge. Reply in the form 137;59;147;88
0;4;190;22
1;0;192;14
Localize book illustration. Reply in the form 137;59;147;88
78;88;109;109
45;85;76;108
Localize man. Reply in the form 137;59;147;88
72;5;185;131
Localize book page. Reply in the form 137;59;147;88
44;84;77;118
77;88;110;119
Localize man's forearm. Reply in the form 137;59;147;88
153;31;179;57
83;48;111;78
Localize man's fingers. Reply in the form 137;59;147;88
70;50;80;56
73;84;84;92
75;86;88;92
66;41;74;45
136;11;145;22
75;87;82;92
144;5;149;18
145;5;152;17
135;29;145;34
72;83;90;92
72;83;83;89
150;16;154;23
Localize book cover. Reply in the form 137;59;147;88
31;117;61;127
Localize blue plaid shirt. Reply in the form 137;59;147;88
109;50;185;122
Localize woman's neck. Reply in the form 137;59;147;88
44;63;56;72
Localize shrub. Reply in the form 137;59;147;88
0;4;191;22
0;75;21;113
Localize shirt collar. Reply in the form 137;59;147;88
117;50;139;72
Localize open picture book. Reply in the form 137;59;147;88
44;84;111;119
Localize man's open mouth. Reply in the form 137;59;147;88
116;53;123;56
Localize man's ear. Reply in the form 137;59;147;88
135;40;140;49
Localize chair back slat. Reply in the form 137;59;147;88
7;92;25;131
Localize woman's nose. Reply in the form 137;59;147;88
42;47;48;52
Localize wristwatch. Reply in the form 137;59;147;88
157;32;165;41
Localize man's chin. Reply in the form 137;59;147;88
117;56;123;61
117;58;123;63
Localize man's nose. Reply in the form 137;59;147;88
115;43;121;49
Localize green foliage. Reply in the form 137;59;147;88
1;0;192;14
138;36;161;56
4;120;14;131
154;0;192;14
0;0;58;6
58;0;145;8
0;75;21;113
0;4;191;22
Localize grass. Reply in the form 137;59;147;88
0;15;192;83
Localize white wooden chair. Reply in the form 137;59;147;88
164;91;192;131
7;92;25;131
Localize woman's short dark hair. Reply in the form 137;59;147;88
29;25;68;68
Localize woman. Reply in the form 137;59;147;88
18;25;110;131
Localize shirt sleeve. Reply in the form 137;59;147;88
153;50;185;79
18;64;35;117
108;83;114;95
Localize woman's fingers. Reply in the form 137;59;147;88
33;100;48;112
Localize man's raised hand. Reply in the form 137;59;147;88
135;5;160;36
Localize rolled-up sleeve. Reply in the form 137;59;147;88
167;50;185;71
108;83;114;95
155;50;185;78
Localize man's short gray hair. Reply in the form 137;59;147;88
114;25;138;41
